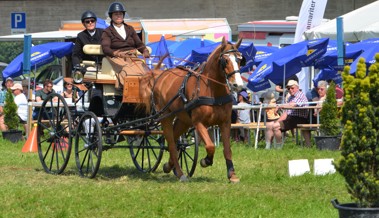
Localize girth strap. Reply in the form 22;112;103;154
184;94;233;112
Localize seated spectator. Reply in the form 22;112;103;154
237;90;251;143
231;91;239;141
61;78;78;103
335;83;344;106
263;90;281;149
33;79;57;120
10;83;28;133
0;77;14;131
312;80;328;119
276;74;298;104
272;80;311;147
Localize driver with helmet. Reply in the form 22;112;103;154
101;2;150;89
72;10;104;68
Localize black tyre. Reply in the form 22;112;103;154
37;93;72;175
176;128;199;177
74;111;102;178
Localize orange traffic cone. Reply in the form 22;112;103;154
22;124;38;153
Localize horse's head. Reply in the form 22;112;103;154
218;37;245;91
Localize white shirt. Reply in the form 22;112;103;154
14;93;28;121
114;25;126;39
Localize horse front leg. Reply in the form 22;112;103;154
194;123;216;168
220;123;240;183
160;119;188;182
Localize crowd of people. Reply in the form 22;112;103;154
2;2;344;149
232;78;344;148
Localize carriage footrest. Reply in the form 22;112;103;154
120;130;163;135
122;76;143;103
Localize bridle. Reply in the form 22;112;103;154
220;49;244;80
219;49;245;90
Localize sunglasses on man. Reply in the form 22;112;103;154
84;19;96;24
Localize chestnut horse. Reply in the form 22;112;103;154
140;37;244;182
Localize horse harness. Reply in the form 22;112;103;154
153;62;234;122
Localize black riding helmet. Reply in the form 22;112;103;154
81;11;97;23
108;2;126;18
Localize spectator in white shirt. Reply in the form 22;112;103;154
11;83;28;133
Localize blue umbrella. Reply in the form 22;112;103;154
96;18;110;29
147;39;176;55
314;40;363;71
247;38;329;92
151;36;174;69
168;38;214;65
179;41;257;72
313;68;343;87
253;46;279;66
349;38;379;74
3;42;74;78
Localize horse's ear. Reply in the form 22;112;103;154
221;37;228;50
235;38;243;49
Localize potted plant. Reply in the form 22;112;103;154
314;81;341;150
2;88;23;142
332;57;379;217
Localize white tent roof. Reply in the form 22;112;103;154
0;30;80;41
304;1;379;41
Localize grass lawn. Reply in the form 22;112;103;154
0;134;350;218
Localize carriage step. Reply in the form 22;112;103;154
120;130;164;135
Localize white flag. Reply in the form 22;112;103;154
294;0;328;43
295;0;328;93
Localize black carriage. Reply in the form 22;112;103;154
36;44;199;178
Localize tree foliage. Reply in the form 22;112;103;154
0;42;24;64
3;88;19;130
335;55;379;208
319;81;340;136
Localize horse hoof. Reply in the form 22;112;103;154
179;175;189;182
200;158;212;168
229;174;240;183
163;163;172;173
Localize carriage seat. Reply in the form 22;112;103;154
82;44;116;81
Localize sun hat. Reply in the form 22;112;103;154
6;77;13;82
239;90;250;101
263;90;276;104
286;80;298;87
10;83;23;90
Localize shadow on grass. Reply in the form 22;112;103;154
35;164;216;183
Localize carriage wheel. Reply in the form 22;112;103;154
175;127;199;177
74;111;102;178
37;93;72;175
128;126;165;173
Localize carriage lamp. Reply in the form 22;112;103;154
72;64;86;83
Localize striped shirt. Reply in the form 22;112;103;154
286;90;308;118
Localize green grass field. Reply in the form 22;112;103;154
0;135;350;218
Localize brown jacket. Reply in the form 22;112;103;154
101;23;147;57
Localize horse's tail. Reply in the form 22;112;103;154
154;53;170;70
138;71;155;114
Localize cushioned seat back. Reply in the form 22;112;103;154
82;44;116;79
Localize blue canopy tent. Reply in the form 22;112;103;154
247;38;329;92
3;42;74;79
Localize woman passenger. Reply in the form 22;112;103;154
101;2;150;90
